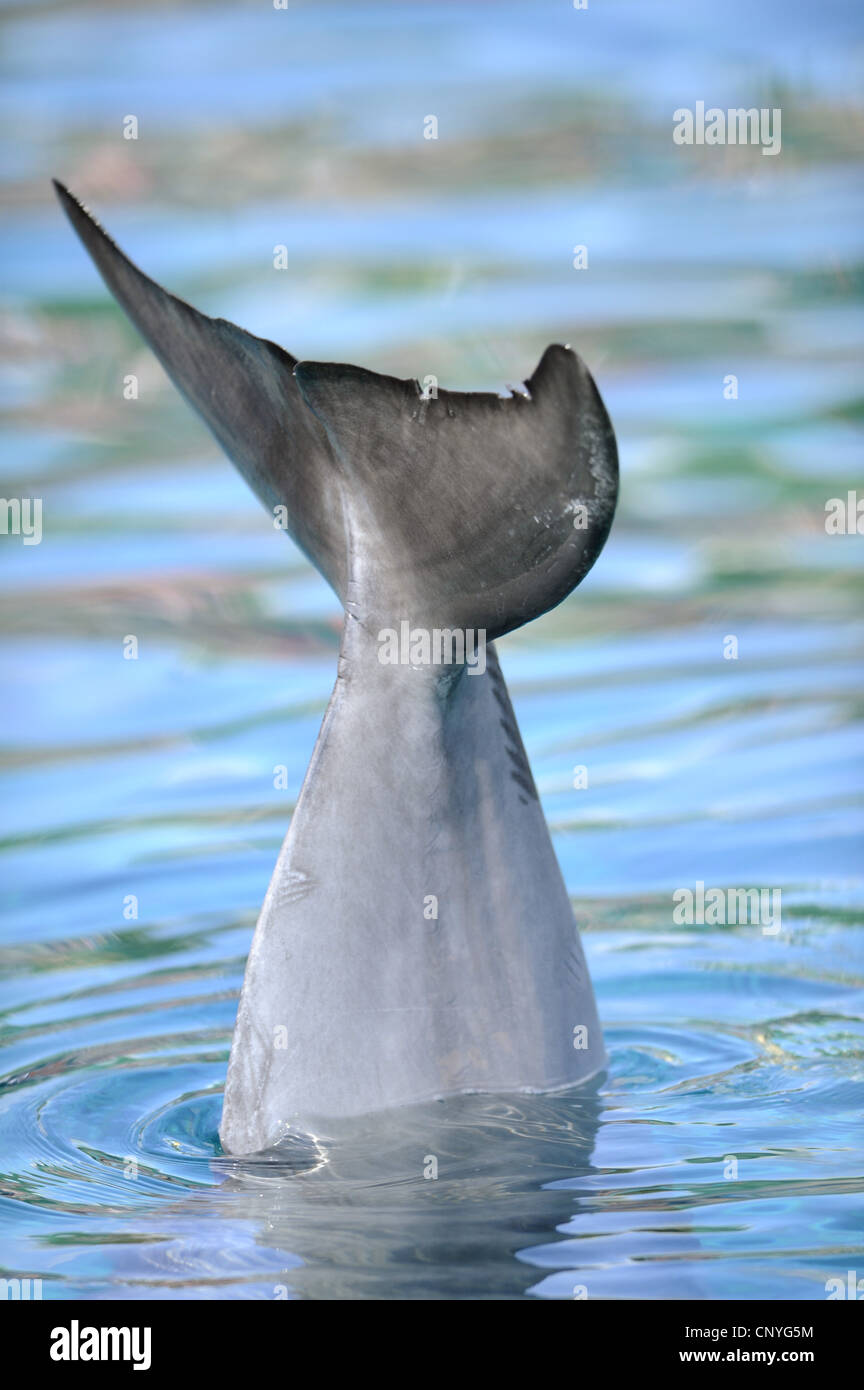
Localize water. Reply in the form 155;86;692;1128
1;0;862;1300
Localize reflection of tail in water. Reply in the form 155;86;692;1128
55;182;619;1154
215;1088;603;1300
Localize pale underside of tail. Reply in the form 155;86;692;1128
220;627;606;1153
55;182;617;1152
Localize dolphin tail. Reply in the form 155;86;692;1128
221;624;608;1153
53;181;617;639
54;183;618;1152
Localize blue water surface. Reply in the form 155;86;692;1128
0;0;862;1299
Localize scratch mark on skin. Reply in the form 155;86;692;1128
488;660;539;803
564;940;586;988
274;869;314;907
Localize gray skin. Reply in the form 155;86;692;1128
54;181;619;1155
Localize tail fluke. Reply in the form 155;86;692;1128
296;347;617;640
55;183;617;639
52;180;346;595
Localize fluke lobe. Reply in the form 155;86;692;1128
54;181;619;1155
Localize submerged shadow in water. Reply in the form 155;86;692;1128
211;1085;604;1299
